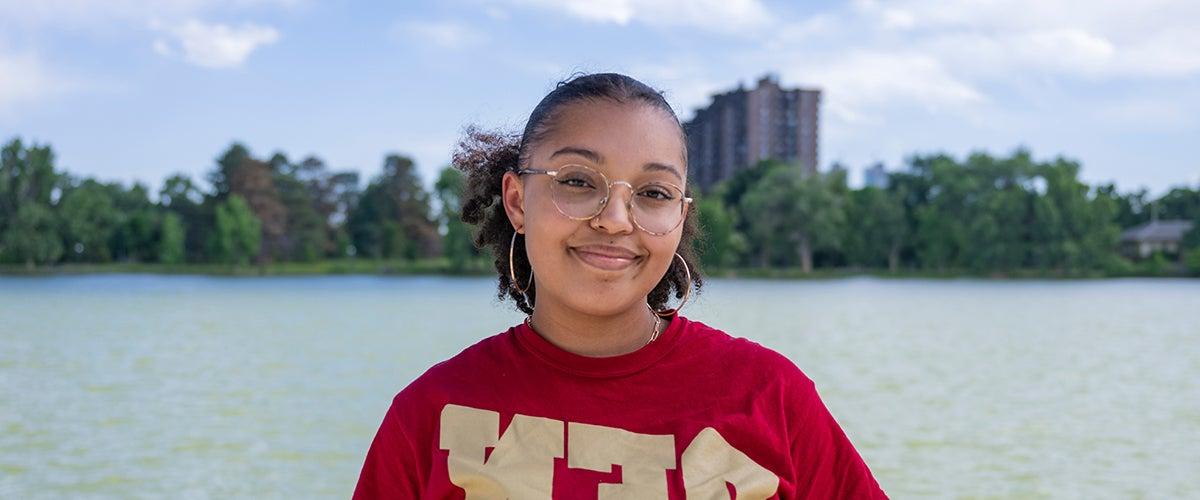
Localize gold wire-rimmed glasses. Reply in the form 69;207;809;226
516;164;692;236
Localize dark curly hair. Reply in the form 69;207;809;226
451;72;703;315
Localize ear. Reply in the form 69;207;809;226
501;171;526;233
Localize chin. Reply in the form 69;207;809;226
563;283;645;317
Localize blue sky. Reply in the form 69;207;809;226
2;0;1198;196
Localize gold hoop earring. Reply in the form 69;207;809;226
653;253;691;318
509;231;531;294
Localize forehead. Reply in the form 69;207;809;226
533;100;686;177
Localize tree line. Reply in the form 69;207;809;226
695;152;1200;276
2;137;1198;275
0;137;476;270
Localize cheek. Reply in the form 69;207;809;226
645;237;681;277
522;194;572;271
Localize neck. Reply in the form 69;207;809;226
528;296;664;357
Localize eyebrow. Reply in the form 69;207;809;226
549;146;684;182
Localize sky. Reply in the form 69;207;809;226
2;0;1198;197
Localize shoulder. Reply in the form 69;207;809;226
679;316;816;392
389;327;518;412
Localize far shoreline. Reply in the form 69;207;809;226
1;259;1193;280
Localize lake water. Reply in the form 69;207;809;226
1;275;1198;499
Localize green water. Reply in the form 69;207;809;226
2;275;1198;498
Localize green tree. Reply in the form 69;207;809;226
716;159;784;267
435;166;475;271
1030;157;1120;272
109;183;158;262
210;143;287;263
1185;247;1200;276
0;203;62;267
695;196;740;269
271;154;327;261
158;212;186;264
349;154;439;259
209;143;251;198
212;195;261;265
0;138;63;267
1095;184;1149;228
740;165;844;273
57;179;120;262
845;187;907;271
160;173;207;262
963;152;1033;273
1155;187;1200;221
696;196;739;270
906;154;972;270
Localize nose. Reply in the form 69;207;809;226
590;181;636;235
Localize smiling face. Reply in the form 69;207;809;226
502;99;688;318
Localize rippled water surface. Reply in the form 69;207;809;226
2;275;1198;498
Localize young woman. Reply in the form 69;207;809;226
354;73;887;499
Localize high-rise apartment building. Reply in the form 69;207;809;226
684;74;820;191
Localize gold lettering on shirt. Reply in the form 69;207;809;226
681;427;779;500
439;404;564;499
566;422;675;499
438;404;779;499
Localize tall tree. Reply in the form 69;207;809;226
434;166;475;271
211;143;287;263
1096;184;1149;228
740;165;845;272
110;182;158;262
57;178;120;262
271;154;327;261
845;187;907;271
158;212;186;264
1155;187;1200;221
695;196;740;269
159;173;206;262
211;195;261;265
349;154;439;259
0;138;63;267
209;143;251;198
962;152;1032;273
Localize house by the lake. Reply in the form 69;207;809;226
1119;219;1195;259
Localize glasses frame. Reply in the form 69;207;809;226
516;164;693;236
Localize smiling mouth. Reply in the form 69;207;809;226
570;247;642;271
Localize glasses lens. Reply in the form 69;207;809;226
550;165;607;218
631;182;685;234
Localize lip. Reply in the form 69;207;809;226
570;245;642;271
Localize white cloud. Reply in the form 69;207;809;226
501;0;770;34
923;29;1117;80
0;51;72;113
484;6;511;21
393;20;486;50
739;0;1200;128
626;60;726;119
1095;96;1194;130
796;51;985;124
848;0;1200;80
151;19;279;69
0;0;304;28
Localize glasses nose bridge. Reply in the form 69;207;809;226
607;180;636;202
599;179;639;212
593;179;637;227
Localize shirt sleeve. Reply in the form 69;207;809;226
353;396;423;499
789;377;889;499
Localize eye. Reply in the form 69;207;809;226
638;185;676;200
557;176;595;189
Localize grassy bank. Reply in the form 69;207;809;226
2;259;1194;279
0;258;495;277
